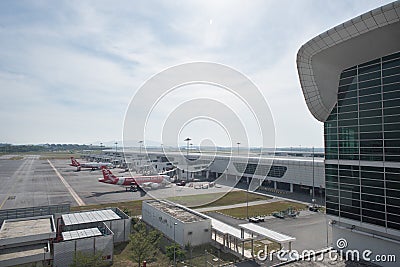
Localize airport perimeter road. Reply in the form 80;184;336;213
0;156;75;210
207;211;332;252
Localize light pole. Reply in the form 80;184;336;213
184;138;191;180
237;142;241;155
43;246;47;265
139;141;143;173
114;142;118;165
312;146;315;203
173;222;178;267
246;183;249;219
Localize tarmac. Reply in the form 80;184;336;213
0;156;324;212
0;156;240;209
0;156;74;209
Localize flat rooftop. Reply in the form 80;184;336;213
0;243;50;263
62;209;120;226
0;217;52;240
62;227;102;241
212;219;252;240
147;200;207;223
116;150;325;164
239;223;296;243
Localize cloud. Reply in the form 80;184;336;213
0;0;394;145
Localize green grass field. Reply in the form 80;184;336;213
1;151;81;160
168;190;271;208
215;201;307;218
69;191;273;217
112;241;170;267
38;152;81;160
112;240;238;267
8;156;24;160
71;200;143;217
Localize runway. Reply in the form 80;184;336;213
0;156;235;209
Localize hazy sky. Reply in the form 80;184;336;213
0;0;394;147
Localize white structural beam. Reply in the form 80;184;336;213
239;223;295;243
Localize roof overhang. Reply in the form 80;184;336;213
238;223;296;243
297;1;400;122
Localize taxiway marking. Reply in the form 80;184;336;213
48;160;86;206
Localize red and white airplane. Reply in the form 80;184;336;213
70;157;113;171
99;166;170;191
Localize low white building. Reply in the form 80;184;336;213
53;208;131;266
56;208;131;243
53;222;114;267
142;200;211;247
0;215;55;267
0;205;131;267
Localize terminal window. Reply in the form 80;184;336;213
325;50;400;230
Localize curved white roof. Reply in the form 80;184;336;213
297;1;400;122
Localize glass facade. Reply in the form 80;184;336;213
325;51;400;230
233;163;287;178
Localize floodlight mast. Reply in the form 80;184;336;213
184;138;191;180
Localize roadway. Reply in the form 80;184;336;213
206;211;332;252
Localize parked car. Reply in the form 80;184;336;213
248;217;261;223
255;216;265;222
308;204;322;212
272;212;285;219
176;180;186;186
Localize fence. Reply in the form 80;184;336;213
0;203;70;225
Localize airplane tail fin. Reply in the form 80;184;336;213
101;166;117;182
70;157;80;167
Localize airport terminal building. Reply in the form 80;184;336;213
297;1;400;266
98;150;325;197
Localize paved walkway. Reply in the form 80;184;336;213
194;198;280;212
232;183;325;206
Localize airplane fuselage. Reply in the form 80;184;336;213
70;157;112;170
99;175;164;186
80;162;112;169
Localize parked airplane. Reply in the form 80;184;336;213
70;157;113;171
99;167;170;191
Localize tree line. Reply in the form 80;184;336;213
0;143;105;153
